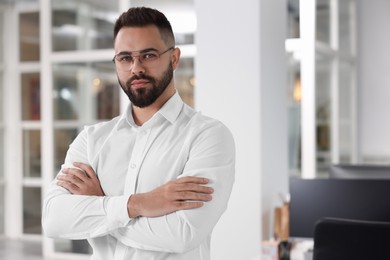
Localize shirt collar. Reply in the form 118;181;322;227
115;105;134;130
157;91;183;124
118;91;184;129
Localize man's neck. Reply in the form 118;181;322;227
132;86;175;126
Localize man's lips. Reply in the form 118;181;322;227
131;79;149;89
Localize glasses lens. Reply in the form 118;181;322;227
115;54;133;71
139;51;159;63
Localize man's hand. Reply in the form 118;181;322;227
128;176;213;218
57;162;105;196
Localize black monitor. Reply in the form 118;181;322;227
289;177;390;238
329;164;390;179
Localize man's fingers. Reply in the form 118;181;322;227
177;183;214;194
170;177;214;202
174;177;213;192
175;176;209;185
57;163;104;196
57;180;79;194
60;169;87;183
176;191;213;202
73;162;96;179
128;176;214;218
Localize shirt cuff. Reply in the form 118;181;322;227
103;195;132;228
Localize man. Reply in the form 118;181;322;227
42;7;235;260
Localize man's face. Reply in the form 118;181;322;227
114;26;178;108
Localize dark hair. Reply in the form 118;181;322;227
114;7;175;46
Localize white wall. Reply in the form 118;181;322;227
195;0;288;259
358;0;390;161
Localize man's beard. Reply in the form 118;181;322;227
119;62;174;108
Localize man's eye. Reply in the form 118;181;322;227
142;53;158;60
119;55;132;62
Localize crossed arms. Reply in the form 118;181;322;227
56;162;214;218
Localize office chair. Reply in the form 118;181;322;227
313;217;390;260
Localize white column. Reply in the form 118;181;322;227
195;0;288;259
258;0;288;241
300;0;317;178
349;0;358;163
330;0;340;164
119;0;130;113
4;5;23;239
40;0;55;256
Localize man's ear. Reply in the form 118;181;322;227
171;47;181;70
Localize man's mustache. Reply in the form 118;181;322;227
127;74;155;85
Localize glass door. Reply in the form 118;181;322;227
19;9;43;236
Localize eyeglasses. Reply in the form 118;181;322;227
112;47;174;71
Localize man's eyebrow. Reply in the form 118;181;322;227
116;48;158;56
140;48;158;53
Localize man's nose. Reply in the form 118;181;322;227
131;56;145;74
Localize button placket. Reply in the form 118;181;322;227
124;128;151;194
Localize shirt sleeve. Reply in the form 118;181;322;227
42;128;133;239
110;122;236;253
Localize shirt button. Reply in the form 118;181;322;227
130;163;136;169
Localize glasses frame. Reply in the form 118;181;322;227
112;46;175;71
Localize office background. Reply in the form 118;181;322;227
0;0;390;259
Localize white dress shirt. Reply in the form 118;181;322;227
43;92;235;260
